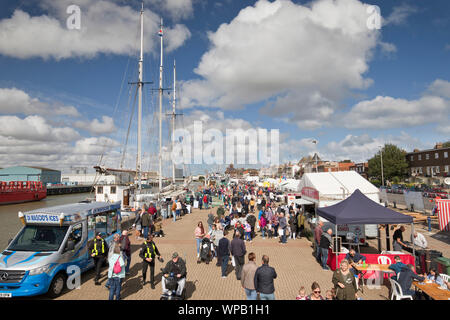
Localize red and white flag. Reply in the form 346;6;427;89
436;199;450;231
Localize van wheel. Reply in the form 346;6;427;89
47;273;66;298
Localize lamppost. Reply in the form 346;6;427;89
311;139;318;173
379;146;384;187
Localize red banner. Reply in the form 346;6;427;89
301;187;319;200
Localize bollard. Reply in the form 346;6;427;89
393;201;396;208
427;216;432;232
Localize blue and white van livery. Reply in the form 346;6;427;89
0;201;121;298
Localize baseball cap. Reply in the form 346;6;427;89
172;252;179;258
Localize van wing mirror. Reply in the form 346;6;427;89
66;240;75;251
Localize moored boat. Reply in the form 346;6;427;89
0;181;47;205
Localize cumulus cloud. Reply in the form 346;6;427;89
0;115;80;142
148;0;195;21
74;116;117;135
0;0;191;60
74;137;121;155
0;88;80;117
180;0;378;130
341;79;450;129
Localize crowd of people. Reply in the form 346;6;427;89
91;180;448;301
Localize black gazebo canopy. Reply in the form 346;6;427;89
317;189;413;225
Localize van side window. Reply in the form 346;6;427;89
107;210;118;235
87;216;95;239
95;214;107;236
68;223;83;246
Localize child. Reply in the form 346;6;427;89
153;218;164;237
244;222;252;242
267;222;273;238
296;287;307;300
325;290;334;300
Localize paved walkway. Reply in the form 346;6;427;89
57;207;402;300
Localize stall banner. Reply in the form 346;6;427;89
436;199;450;231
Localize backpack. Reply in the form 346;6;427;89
113;257;122;274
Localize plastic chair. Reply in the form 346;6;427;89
440;274;449;283
390;277;413;300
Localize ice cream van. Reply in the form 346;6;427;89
0;201;121;298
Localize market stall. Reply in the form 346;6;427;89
316;189;414;271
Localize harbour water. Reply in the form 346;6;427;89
0;193;91;249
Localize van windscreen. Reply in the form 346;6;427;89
8;225;69;252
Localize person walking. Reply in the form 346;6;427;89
289;213;297;240
240;252;258;300
133;207;143;240
141;208;151;240
90;232;109;285
319;228;333;270
217;230;231;278
105;233;121;289
171;200;177;221
254;255;277;300
306;282;324;300
119;230;131;275
260;213;267;239
207;212;215;233
332;259;358;300
314;221;324;262
107;245;125;300
230;231;247;280
195;221;206;260
279;212;287;244
139;234;161;289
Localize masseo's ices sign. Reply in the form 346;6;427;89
25;214;60;223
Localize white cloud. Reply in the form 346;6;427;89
0;115;80;142
427;79;450;99
181;0;378;129
74;116;116;135
0;88;80;117
341;80;450;129
0;0;191;60
379;41;397;55
73;137;121;155
148;0;195;21
383;3;418;26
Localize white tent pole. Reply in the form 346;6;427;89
335;224;338;270
411;223;416;268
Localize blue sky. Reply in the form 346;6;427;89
0;0;449;175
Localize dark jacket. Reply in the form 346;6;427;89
119;235;131;257
139;240;160;262
141;212;152;227
332;270;357;300
162;258;187;278
397;266;425;293
89;238;108;258
345;252;366;265
319;233;331;249
217;237;231;257
230;237;246;257
254;264;277;294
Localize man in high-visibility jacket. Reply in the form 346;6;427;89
139;234;161;289
89;232;109;285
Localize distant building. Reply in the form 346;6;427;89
0;166;61;184
61;173;117;185
406;143;450;178
350;162;369;179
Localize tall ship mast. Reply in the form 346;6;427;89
158;18;164;192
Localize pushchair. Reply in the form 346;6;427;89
198;237;213;264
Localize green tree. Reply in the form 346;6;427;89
443;141;450;148
368;144;409;183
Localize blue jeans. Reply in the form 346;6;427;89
172;209;176;221
259;292;275;300
143;226;149;239
245;288;257;300
124;254;131;273
108;277;122;300
281;230;287;243
196;238;202;255
220;255;229;277
320;247;329;269
261;228;266;238
245;232;252;241
176;209;181;217
315;240;321;260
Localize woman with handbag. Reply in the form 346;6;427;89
108;246;125;300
